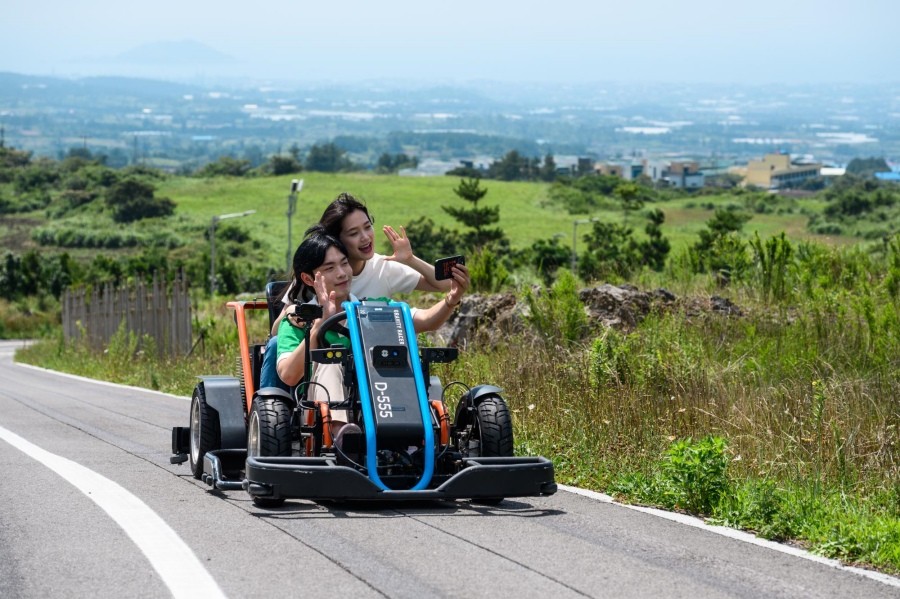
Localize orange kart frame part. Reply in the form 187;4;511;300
226;299;268;415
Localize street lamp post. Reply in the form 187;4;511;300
209;210;256;296
571;218;600;274
286;179;303;272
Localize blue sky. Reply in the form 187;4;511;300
1;0;897;84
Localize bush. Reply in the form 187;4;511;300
661;435;731;514
195;156;252;177
105;177;175;223
811;221;844;235
523;269;588;345
529;237;571;284
267;155;302;175
468;247;509;293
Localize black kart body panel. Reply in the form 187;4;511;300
199;375;247;449
200;450;556;501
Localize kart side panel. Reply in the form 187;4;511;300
199;375;246;449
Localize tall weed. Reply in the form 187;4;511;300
523;269;588;346
467;247;509;293
749;231;794;303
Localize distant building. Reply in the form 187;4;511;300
820;166;846;178
596;161;644;180
596;163;625;178
594;158;704;187
553;155;583;176
663;161;704;188
577;157;595;174
744;153;821;189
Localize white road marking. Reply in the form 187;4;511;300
559;484;900;589
14;361;190;401
0;424;226;599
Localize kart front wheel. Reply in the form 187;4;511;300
247;397;292;507
471;395;513;505
248;397;292;458
189;384;221;480
475;395;514;458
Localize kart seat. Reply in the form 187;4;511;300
265;280;289;330
258;280;291;393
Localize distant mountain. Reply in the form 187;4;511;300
112;40;236;65
0;71;197;101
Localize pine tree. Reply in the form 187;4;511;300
442;178;506;250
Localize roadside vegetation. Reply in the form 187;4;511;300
4;146;899;574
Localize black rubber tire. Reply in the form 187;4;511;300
252;496;287;508
247;397;292;508
189;384;221;480
247;397;293;458
476;395;514;458
473;395;513;505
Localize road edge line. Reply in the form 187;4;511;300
559;484;900;589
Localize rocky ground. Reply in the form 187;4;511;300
430;284;744;348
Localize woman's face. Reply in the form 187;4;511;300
313;246;352;300
338;209;375;263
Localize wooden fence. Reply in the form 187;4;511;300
62;275;192;356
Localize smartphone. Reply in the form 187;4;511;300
434;255;465;280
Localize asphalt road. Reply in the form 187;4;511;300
0;340;897;599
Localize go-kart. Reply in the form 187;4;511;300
171;285;556;506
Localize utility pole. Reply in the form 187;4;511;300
286;179;303;272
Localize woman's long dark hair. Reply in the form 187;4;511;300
305;192;373;239
287;233;349;304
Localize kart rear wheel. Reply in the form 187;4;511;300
189;384;221;480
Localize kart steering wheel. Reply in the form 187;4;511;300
315;310;349;348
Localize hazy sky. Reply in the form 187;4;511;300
2;0;897;84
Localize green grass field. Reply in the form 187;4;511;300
156;173;852;272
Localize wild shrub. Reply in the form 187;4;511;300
14;161;60;193
705;233;751;285
32;225;142;248
523;269;587;345
528;237;572;285
661;435;731;514
589;328;629;387
640;208;671;271
579;220;641;280
105;177;175;223
468;246;510;293
712;478;801;540
195;156;253;177
749;231;794;303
